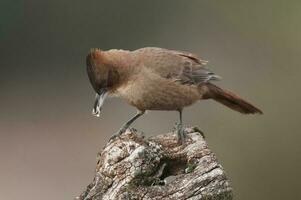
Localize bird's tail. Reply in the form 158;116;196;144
202;83;263;114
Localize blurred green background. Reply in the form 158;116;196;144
1;0;300;199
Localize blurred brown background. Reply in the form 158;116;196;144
1;0;300;199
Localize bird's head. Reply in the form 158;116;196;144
86;48;119;117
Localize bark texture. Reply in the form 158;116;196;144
76;127;233;200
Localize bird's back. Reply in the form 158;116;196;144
132;47;220;84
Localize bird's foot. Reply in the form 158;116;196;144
175;123;188;145
109;128;127;142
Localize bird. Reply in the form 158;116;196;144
86;47;262;143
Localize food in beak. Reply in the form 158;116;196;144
92;91;108;117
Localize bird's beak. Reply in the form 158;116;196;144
92;88;108;117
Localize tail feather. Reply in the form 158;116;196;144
203;83;263;114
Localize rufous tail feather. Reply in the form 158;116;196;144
203;83;263;114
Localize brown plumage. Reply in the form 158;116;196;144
86;47;262;143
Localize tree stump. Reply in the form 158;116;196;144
76;127;233;200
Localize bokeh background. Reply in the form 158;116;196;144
1;0;300;199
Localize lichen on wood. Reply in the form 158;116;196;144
76;128;233;200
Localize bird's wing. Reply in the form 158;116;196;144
174;51;221;84
138;47;221;85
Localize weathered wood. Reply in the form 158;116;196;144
76;127;233;200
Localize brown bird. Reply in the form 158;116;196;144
86;47;262;143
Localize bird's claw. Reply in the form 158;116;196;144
108;134;119;142
108;128;126;142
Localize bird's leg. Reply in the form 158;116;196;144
109;110;145;141
118;110;145;134
176;110;187;144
